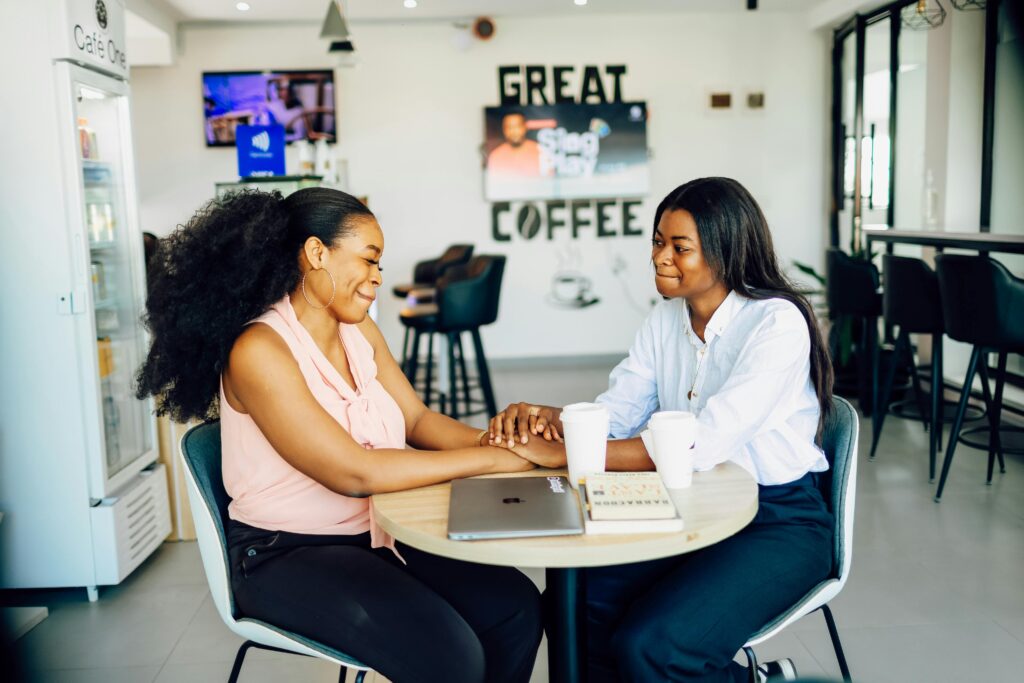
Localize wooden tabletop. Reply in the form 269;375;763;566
865;229;1024;254
371;463;759;569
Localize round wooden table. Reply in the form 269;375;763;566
372;463;758;683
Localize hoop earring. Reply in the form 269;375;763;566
301;268;336;310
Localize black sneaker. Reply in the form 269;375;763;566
757;658;798;682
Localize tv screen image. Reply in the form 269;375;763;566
203;70;336;147
483;102;649;201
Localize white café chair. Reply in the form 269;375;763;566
741;396;858;683
180;421;372;683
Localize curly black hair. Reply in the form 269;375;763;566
135;187;374;422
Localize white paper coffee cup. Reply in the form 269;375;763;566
560;402;609;489
647;411;696;489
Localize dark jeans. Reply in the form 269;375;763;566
584;473;834;683
227;520;543;683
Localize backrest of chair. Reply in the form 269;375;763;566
437;255;506;330
819;396;858;586
826;248;880;318
436;244;475;274
882;254;943;333
412;244;475;285
935;254;1024;348
478;255;506;325
179;422;237;624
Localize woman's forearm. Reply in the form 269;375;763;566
330;445;520;497
605;437;656;472
407;409;486;450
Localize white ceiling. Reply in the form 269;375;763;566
167;0;822;23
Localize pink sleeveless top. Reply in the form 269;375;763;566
221;296;405;552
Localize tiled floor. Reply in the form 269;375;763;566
7;361;1024;682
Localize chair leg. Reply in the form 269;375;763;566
424;332;435;410
870;316;880;418
400;326;411;375
906;340;930;433
447;332;459;420
935;346;981;502
471;328;498;417
821;605;852;683
227;641;255;683
455;334;473;415
934;335;945;452
929;334;942;482
743;645;759;683
977;355;1006;483
406;330;422;384
870;329;907;460
994;351;1007;474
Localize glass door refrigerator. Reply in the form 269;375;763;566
66;62;158;500
0;0;169;602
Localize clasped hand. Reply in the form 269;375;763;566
488;403;567;469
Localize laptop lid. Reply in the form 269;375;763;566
447;476;584;541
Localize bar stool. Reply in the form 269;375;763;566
869;256;945;479
400;255;506;418
826;249;882;412
393;244;474;377
933;254;1024;502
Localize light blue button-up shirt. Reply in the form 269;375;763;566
595;290;828;485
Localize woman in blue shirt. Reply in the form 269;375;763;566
492;177;834;682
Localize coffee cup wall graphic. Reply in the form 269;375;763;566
546;245;600;309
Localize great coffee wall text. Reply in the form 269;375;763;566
490;65;644;242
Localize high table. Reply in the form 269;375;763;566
372;463;758;683
865;229;1024;255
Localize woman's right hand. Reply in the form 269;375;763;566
489;403;563;447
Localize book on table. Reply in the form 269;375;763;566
580;472;684;534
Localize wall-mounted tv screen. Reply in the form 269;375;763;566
483;102;649;201
203;70;336;147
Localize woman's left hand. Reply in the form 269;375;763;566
511;435;567;469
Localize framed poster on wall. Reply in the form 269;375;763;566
483;102;649;201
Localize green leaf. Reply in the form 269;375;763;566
792;260;826;286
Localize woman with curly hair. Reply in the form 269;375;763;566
136;188;541;683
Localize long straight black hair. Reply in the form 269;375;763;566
654;177;834;437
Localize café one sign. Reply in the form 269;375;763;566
489;65;646;242
55;0;129;79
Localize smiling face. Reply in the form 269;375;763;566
302;215;384;324
502;113;528;147
651;209;722;300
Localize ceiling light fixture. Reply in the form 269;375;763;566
575;0;588;6
236;2;250;11
902;0;947;30
404;0;418;9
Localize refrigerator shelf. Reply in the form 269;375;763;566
82;162;113;186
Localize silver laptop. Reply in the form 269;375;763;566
447;476;584;541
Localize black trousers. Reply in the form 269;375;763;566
584;473;834;683
227;520;543;683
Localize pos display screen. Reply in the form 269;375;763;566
483;102;649;201
202;70;336;147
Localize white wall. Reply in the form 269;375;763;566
131;12;829;359
943;8;985;231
